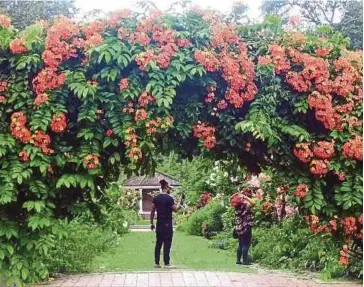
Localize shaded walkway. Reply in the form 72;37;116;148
41;271;360;287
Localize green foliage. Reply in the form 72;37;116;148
250;217;346;278
182;200;226;238
158;153;214;204
43;220;116;273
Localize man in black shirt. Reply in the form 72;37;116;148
150;179;182;268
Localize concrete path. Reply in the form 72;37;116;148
40;271;360;287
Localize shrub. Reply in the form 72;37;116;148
183;200;226;238
43;220;117;274
250;217;347;278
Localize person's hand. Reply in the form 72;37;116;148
178;194;183;204
150;224;155;231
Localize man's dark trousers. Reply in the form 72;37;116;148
155;220;173;265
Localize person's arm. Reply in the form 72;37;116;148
241;195;257;207
150;204;156;230
171;195;183;212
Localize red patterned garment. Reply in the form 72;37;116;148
235;203;253;237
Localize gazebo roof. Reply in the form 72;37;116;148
123;171;180;188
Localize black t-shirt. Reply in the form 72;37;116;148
153;193;175;221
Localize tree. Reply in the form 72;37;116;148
260;0;363;49
0;0;77;30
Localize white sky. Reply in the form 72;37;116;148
75;0;263;20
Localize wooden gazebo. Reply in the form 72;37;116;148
124;172;180;219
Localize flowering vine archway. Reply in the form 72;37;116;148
0;5;362;284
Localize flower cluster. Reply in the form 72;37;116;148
0;81;8;103
262;201;273;214
51;113;67;133
312;141;335;159
199;192;213;207
294;183;308;199
310;159;330;175
32;68;66;95
33;131;53;154
193;122;216;149
9;38;27;54
84;154;100;169
135;50;155;71
135;109;148;122
128;146;142;162
19;150;30;162
107;9;131;28
293;143;313;163
122;102;135;114
145;116;173;135
43;17;79;68
0;14;11;28
10;112;32;144
34;93;49;106
138;91;155;107
124;127;138;148
339;245;349;266
194;50;220;72
119;78;129;91
106;129;114;137
342;135;363;161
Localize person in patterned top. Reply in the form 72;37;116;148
230;188;256;265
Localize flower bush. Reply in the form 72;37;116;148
0;4;362;284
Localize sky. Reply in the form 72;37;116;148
75;0;264;20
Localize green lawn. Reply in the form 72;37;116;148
91;231;251;273
134;219;150;225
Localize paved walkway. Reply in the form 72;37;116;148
41;271;360;287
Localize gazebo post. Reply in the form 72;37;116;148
138;188;143;217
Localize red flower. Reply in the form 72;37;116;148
10;112;32;143
0;80;8;92
293;143;313;163
138;92;154;107
315;47;332;57
106;129;114;137
34;93;49;106
258;56;272;66
310;159;330;175
51;113;67;133
9;39;27;54
194;50;220;72
199;192;213;207
33;131;53;154
335;171;345;181
216;100;228;110
0;96;6;103
339;245;349;266
135;109;148;122
329;220;337;231
0;15;11;28
119;78;129;91
84;154;100;169
19;150;30;162
193;122;216;149
313;141;335;159
294;183;308;198
205;92;215;103
342;135;362;161
262;201;273;214
32;68;66;94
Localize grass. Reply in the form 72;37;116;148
134;219;150;225
91;231;251;273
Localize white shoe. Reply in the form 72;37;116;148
165;264;173;269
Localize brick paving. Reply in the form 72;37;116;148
40;271;361;287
